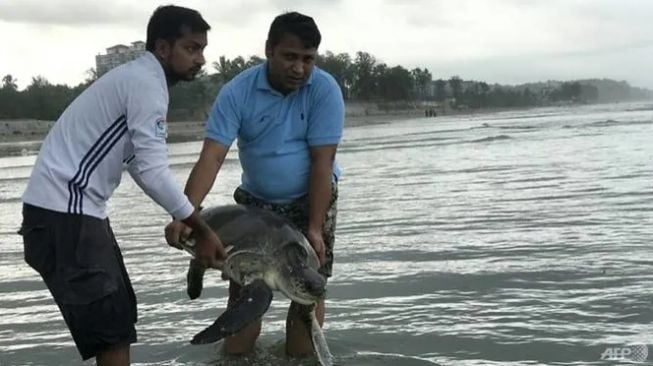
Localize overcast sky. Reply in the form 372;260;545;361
0;0;651;90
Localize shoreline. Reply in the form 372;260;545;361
0;110;427;145
0;105;545;156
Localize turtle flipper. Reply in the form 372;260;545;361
190;279;272;345
186;258;206;300
311;310;334;366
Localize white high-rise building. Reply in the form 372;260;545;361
95;41;146;76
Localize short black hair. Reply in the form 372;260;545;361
146;5;210;52
267;12;321;49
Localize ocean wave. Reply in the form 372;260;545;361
582;119;653;128
469;135;512;143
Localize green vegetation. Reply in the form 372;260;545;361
1;51;651;121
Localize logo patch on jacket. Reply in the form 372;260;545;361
155;118;168;138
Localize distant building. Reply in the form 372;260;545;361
95;41;146;76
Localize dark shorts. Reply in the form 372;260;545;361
20;204;137;360
233;183;338;278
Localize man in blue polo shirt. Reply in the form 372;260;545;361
165;11;344;357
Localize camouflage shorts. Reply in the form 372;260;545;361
233;184;338;278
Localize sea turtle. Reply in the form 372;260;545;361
178;204;333;365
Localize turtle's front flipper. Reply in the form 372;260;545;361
190;279;272;345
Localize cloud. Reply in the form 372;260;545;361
430;44;653;89
0;0;144;26
0;0;290;28
1;0;651;89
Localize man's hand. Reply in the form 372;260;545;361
165;219;227;269
306;229;326;266
193;227;227;269
165;220;192;249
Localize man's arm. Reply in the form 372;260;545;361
164;139;229;248
305;74;345;264
185;139;230;207
307;145;337;265
124;80;225;266
125;81;196;221
166;81;240;248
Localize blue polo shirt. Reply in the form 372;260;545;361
206;63;344;203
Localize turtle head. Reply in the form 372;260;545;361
274;242;326;305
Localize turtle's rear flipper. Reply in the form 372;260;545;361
190;279;272;345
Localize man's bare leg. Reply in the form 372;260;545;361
285;299;325;357
96;344;130;366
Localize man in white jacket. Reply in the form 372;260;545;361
19;5;225;365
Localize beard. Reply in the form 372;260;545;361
164;65;201;84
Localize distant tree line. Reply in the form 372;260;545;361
0;74;87;120
1;51;651;121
